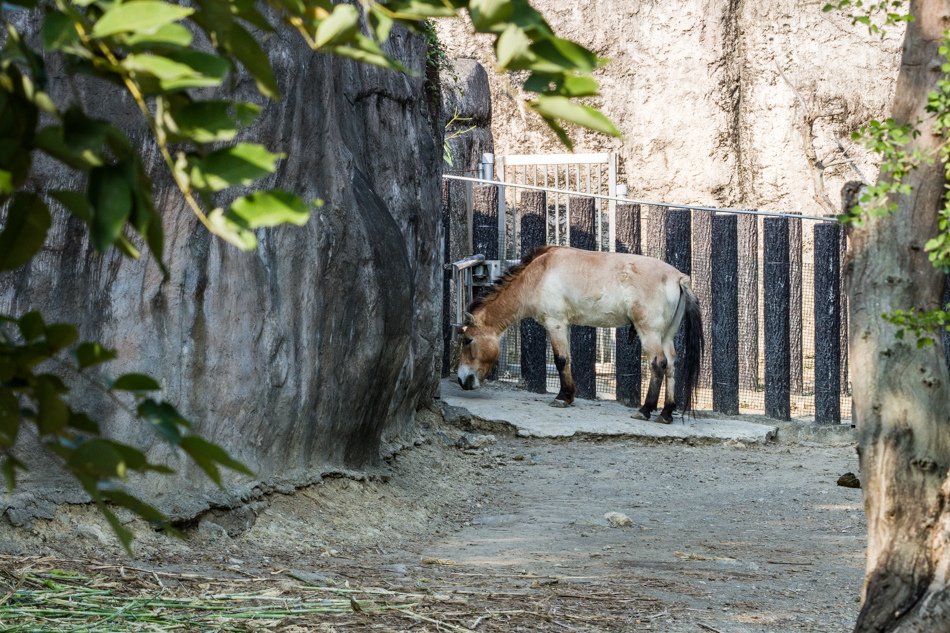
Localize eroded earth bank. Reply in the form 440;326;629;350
0;406;863;632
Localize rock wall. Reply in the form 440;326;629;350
435;1;903;213
440;59;494;262
2;20;443;520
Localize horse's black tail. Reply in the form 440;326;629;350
679;279;705;416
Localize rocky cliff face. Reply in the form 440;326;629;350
2;23;442;520
435;1;902;213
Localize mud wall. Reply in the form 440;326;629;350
435;1;903;213
2;19;443;520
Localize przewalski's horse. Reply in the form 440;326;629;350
456;245;704;423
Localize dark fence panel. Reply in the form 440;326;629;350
665;208;691;408
570;196;597;399
615;203;641;407
711;215;740;415
472;185;498;262
764;218;791;420
520;191;548;393
814;223;842;424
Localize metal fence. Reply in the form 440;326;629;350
442;167;851;423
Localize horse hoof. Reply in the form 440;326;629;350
657;415;673;425
550;399;571;408
631;411;650;421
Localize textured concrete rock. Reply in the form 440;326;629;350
441;58;494;262
2;19;444;519
435;2;902;213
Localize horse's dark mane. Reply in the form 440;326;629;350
466;245;555;314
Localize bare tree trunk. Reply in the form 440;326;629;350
850;3;950;631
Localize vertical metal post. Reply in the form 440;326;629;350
764;217;791;420
520;191;548;393
607;154;618;253
665;208;691;408
615;201;641;407
570;196;597;399
814;223;842;424
711;215;739;415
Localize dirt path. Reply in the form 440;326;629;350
0;410;864;632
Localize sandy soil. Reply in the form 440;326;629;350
0;407;865;632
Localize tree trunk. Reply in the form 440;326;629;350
850;2;950;631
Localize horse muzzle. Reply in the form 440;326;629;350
457;367;480;390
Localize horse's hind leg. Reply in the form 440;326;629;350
657;342;677;424
633;335;664;420
547;321;575;407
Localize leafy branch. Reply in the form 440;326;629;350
0;0;623;550
834;25;950;347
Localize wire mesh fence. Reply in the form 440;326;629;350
444;159;852;421
488;194;850;420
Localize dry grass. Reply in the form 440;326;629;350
0;555;670;632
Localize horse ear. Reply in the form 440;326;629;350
462;311;475;326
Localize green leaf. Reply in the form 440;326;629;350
88;165;133;251
315;4;361;48
45;323;79;351
181;435;253;486
528;37;600;73
122;23;194;51
68;411;100;434
329;36;409;73
532;95;622;137
92;1;195;38
123;51;229;91
167;100;260;143
36;377;69;435
469;0;514;31
0;391;20;448
208;209;257;250
223;23;280;99
1;455;27;493
99;504;133;553
18;311;46;342
137;399;190;445
42;11;80;51
103;489;169;524
34;126;103;170
228;190;311;228
113;373;161;392
50;190;94;224
0;193;51;271
69;439;127;478
496;24;532;69
75;341;118;369
189;143;284;192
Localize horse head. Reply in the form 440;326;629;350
456;311;500;390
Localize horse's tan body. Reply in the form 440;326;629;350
457;245;703;423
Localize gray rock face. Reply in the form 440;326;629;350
441;59;494;262
1;23;443;519
435;3;902;214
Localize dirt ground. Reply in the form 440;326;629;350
0;407;865;632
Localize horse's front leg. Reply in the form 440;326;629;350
546;322;575;407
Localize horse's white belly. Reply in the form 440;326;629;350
536;281;633;328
